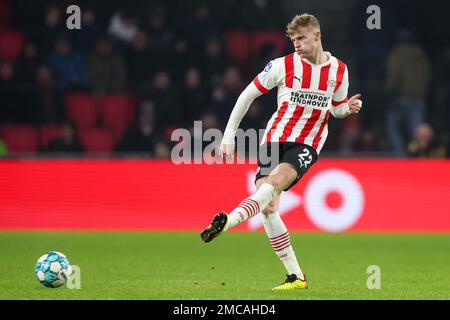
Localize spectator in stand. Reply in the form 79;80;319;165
239;100;266;132
125;31;157;92
185;4;222;56
47;122;84;153
432;45;450;133
353;130;380;153
34;66;65;123
0;61;37;124
139;70;182;127
14;42;41;85
72;6;103;53
189;111;221;160
210;66;243;128
352;0;398;93
407;123;446;158
141;5;174;54
46;36;91;91
338;118;361;154
28;4;66;54
180;67;209;126
115;101;161;154
222;66;244;96
0;61;20;122
108;7;139;49
231;0;287;30
0;62;14;117
88;36;126;94
167;34;198;80
385;29;431;156
336;117;372;154
139;5;176;76
13;42;45;124
154;140;171;158
202;37;230;86
201;110;221;132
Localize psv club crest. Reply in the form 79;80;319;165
327;79;336;88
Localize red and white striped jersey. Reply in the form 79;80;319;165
253;51;349;154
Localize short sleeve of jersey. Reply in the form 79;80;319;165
252;58;284;94
331;65;349;106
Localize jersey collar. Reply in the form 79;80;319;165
300;51;332;67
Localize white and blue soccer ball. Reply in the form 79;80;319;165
35;251;72;288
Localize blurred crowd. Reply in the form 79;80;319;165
0;0;449;157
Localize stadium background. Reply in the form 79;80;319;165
0;0;449;232
1;0;450;300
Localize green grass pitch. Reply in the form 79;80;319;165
0;231;449;299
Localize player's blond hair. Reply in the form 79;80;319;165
286;14;321;37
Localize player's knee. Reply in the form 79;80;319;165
266;175;291;192
267;165;297;191
265;176;280;190
262;207;275;216
262;202;279;216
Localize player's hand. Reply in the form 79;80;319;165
348;94;362;114
219;143;235;159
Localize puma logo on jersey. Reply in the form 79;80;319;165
327;79;336;88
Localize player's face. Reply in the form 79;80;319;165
290;27;320;58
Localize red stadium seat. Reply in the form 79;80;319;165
250;31;288;57
78;127;115;153
225;31;251;63
0;30;25;61
98;94;136;140
40;125;61;149
64;94;98;128
1;125;39;153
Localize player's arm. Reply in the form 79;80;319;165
220;59;282;158
220;83;262;157
330;65;362;118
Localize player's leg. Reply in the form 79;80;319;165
257;176;307;290
224;162;297;229
200;162;297;243
261;143;317;289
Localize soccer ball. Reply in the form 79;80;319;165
35;251;72;288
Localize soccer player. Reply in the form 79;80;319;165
201;14;362;290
